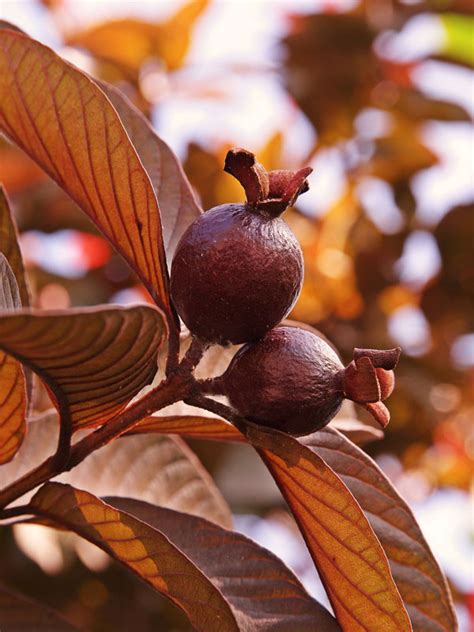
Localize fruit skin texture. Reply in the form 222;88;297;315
221;326;345;436
170;204;303;345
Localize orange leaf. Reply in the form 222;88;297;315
30;483;239;632
0;185;30;306
0;28;170;314
110;497;341;632
98;81;202;260
0;584;79;631
132;414;245;443
0;254;26;464
305;428;457;631
0;305;164;430
246;424;412;632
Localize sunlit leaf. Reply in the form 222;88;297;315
67;0;209;73
0;584;79;631
29;482;239;632
62;431;232;528
0;185;30;306
246;424;412;631
0;305;164;430
0;254;26;464
440;13;474;66
0;27;171;313
110;497;341;632
304;427;458;631
132;413;245;442
98;81;202;260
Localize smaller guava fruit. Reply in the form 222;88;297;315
170;149;311;345
216;326;400;436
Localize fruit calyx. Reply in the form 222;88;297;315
224;148;312;217
342;347;401;428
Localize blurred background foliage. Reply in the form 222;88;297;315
0;0;472;630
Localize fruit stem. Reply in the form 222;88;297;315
224;148;269;204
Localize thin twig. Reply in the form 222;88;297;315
179;336;209;372
0;504;32;520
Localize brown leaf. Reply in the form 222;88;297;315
132;413;245;443
304;427;457;631
29;483;239;632
245;424;412;631
0;186;30;306
0;305;164;430
0;584;79;631
110;497;341;632
61;431;232;528
98;81;202;260
0;254;26;464
0;28;171;314
329;418;384;444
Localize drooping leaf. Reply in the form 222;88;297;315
98;81;202;260
245;423;412;632
0;584;79;631
29;482;239;632
61;432;232;528
0;186;30;306
109;497;341;632
304;427;458;631
66;0;209;74
0;27;171;313
0;305;164;430
0;254;26;464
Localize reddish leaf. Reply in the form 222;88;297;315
0;305;164;429
29;483;239;632
132;414;245;443
61;431;232;528
0;584;79;631
0;254;26;464
0;185;30;306
245;424;412;631
110;497;341;632
0;28;170;314
304;427;457;631
98;81;202;260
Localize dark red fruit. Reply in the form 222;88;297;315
170;149;312;344
217;326;400;436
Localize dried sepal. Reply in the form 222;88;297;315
224;148;312;216
342;347;401;428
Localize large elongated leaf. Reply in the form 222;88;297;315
0;186;29;306
0;305;164;429
0;584;79;631
30;483;239;632
0;255;26;464
62;432;232;528
0;28;170;312
245;424;411;632
98;82;202;260
304;428;457;631
110;497;341;632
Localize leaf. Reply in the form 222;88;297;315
0;254;26;464
329;418;383;445
0;186;30;306
0;584;79;631
29;482;239;632
66;0;209;73
0;28;171;313
245;424;412;632
110;497;341;632
61;432;232;528
98;81;202;260
0;305;164;429
132;414;245;442
440;13;474;66
304;427;458;631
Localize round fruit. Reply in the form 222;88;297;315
170;149;312;344
217;326;400;436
